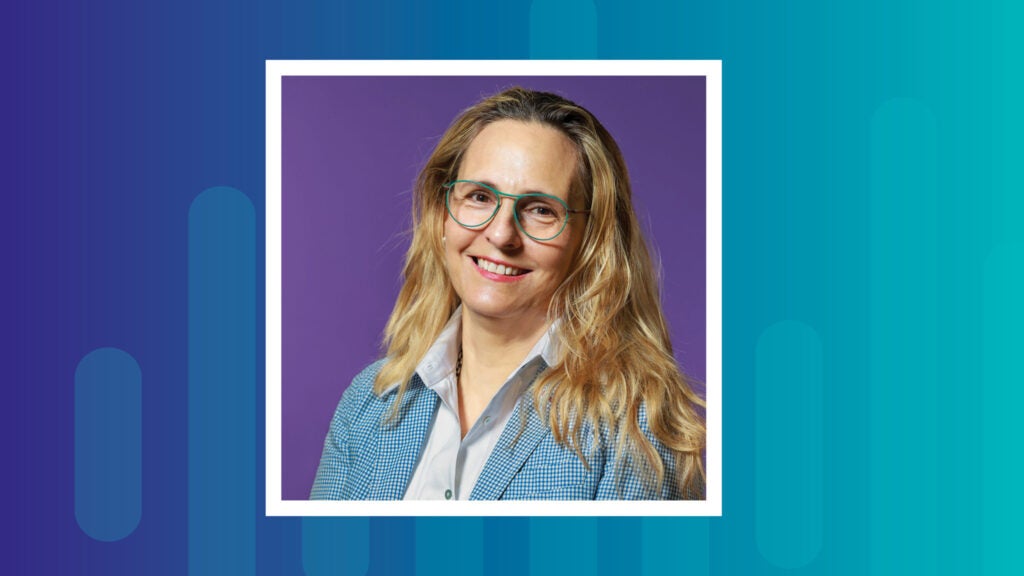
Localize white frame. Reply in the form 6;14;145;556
265;60;722;517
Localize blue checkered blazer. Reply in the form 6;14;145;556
311;359;696;500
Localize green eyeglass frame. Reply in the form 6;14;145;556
444;180;589;241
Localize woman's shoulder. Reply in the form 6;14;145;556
349;358;388;393
586;402;694;500
333;358;390;423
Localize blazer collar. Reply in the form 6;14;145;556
469;365;551;500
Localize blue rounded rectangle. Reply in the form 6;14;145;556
74;347;142;542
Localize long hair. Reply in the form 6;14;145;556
375;87;706;497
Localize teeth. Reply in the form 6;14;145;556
476;258;523;276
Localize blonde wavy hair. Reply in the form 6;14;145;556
375;87;705;497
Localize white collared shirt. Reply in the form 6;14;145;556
402;307;559;500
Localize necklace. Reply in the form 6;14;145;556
455;346;463;383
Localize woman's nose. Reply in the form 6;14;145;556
485;200;523;248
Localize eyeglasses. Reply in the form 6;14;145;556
444;180;589;241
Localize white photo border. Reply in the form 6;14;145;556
265;60;722;517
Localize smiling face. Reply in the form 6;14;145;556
444;120;585;330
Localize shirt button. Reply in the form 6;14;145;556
444;489;452;500
483;416;492;425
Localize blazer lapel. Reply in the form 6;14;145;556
368;377;438;500
469;395;549;500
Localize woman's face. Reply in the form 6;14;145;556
444;120;585;328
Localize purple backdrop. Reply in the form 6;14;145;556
281;76;706;500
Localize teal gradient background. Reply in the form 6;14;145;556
3;0;1019;574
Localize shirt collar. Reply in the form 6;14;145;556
379;307;462;396
414;306;464;390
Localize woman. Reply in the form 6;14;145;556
311;87;705;500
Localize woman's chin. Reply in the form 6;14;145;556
461;299;544;325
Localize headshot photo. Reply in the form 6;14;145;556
269;64;718;513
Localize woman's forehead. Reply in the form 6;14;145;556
458;120;577;199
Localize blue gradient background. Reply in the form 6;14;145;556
5;0;1017;574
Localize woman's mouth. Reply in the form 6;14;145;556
472;257;529;277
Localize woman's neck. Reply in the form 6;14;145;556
455;308;550;436
459;309;548;375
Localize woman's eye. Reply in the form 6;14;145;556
470;191;494;203
524;203;559;218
